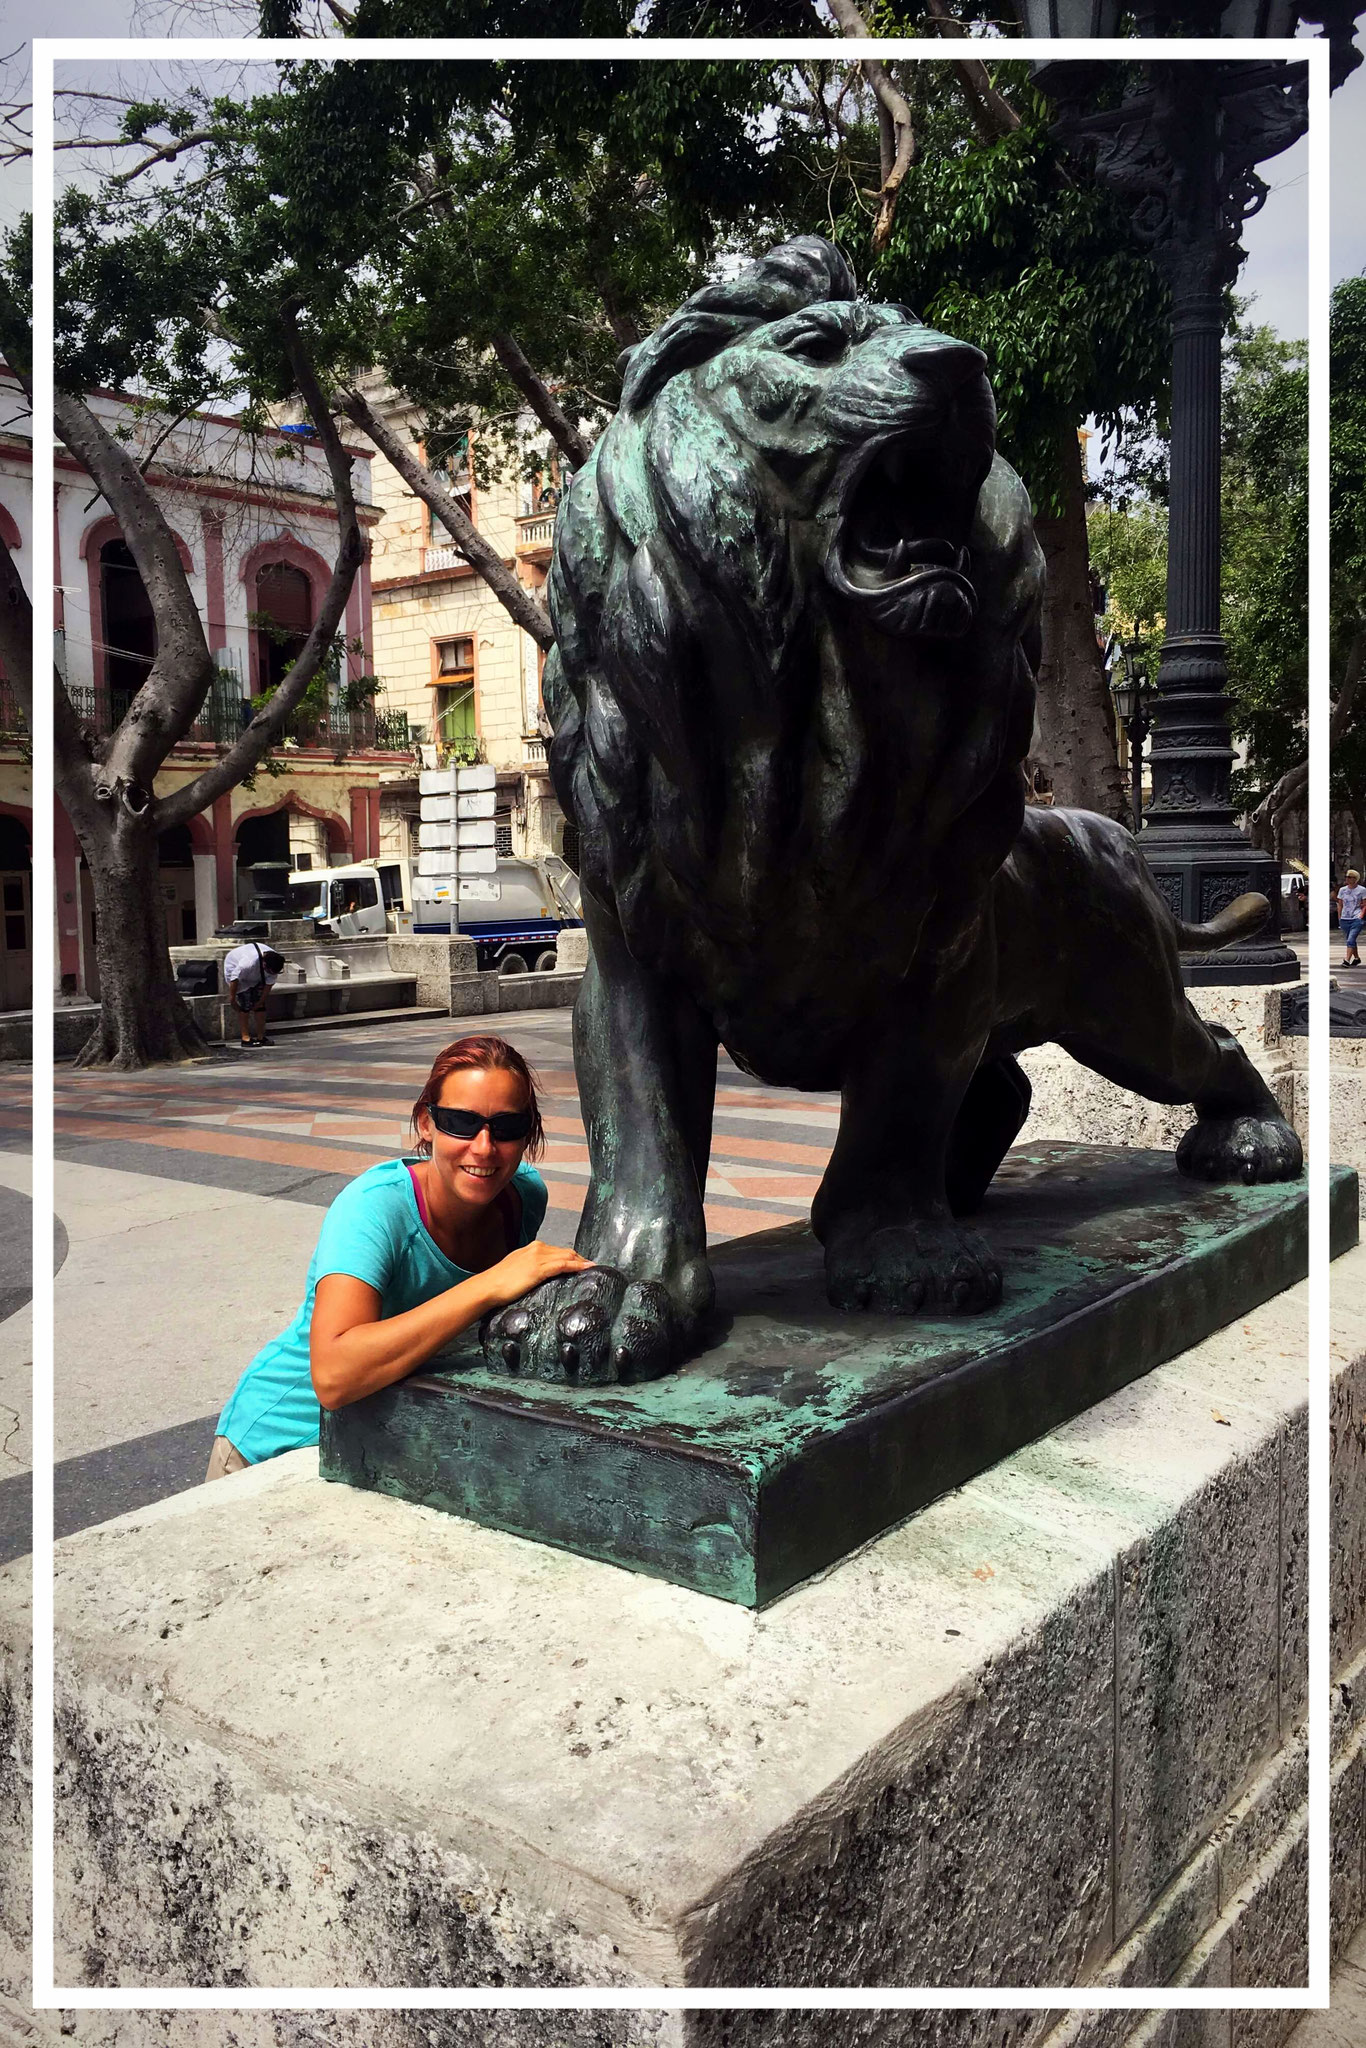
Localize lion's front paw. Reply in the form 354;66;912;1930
1176;1114;1303;1186
481;1266;680;1385
825;1220;1002;1315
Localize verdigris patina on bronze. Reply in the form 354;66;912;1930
477;235;1301;1386
322;1150;1354;1606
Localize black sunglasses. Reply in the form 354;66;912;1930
426;1104;534;1143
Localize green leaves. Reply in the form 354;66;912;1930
845;76;1170;513
1089;313;1310;812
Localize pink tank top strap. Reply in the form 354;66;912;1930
407;1162;431;1232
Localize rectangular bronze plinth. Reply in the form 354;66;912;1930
320;1143;1358;1608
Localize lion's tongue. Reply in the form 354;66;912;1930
890;536;959;572
855;536;960;580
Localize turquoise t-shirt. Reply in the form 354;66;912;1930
217;1157;549;1464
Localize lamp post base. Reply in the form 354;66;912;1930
1139;832;1300;985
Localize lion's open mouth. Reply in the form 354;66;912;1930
826;434;981;641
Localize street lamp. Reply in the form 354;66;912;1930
1108;642;1152;839
1032;44;1321;986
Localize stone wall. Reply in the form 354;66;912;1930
1020;984;1365;1186
0;1252;1357;2036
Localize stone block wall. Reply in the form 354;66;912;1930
0;1253;1355;2039
1020;985;1365;1187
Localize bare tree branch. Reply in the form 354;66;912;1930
489;331;595;470
825;0;916;253
112;128;225;184
52;387;217;807
342;384;554;653
155;307;368;829
922;0;1023;142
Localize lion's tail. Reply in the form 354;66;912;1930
1173;891;1271;951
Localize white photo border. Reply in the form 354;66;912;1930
30;30;1332;2013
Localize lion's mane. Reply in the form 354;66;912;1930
545;236;1041;994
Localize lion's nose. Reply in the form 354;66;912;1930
887;330;988;394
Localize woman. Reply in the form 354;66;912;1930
206;1034;589;1476
1338;868;1365;969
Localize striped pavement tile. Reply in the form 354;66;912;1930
51;1014;838;1246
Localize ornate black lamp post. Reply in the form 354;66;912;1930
1022;7;1357;983
1108;639;1153;838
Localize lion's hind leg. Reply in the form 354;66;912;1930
1055;1013;1301;1188
1007;807;1301;1188
945;1055;1033;1216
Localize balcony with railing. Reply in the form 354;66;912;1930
423;544;468;574
516;512;556;557
65;682;413;755
0;682;27;739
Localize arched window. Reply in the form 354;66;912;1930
100;539;156;722
254;561;313;693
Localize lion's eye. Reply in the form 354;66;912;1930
782;328;845;364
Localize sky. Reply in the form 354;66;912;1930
3;10;1360;347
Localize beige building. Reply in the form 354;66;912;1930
363;391;570;873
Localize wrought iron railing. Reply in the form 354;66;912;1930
66;680;411;754
0;684;27;737
68;680;247;745
282;704;413;753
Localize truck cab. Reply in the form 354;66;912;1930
287;859;411;936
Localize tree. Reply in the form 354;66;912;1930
1326;274;1366;866
1088;313;1313;854
32;40;1185;1073
1220;321;1308;821
1;184;369;1067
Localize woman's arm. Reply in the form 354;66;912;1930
309;1240;591;1410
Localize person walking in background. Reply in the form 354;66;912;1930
223;938;286;1048
1338;869;1366;968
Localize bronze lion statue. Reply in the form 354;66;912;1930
482;236;1302;1384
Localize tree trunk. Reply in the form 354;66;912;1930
1031;426;1126;818
1348;787;1366;875
65;795;205;1069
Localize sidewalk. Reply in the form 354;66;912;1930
1288;1920;1366;2045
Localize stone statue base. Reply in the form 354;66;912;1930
321;1142;1357;1607
16;1248;1363;2008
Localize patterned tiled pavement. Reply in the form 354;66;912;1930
43;1007;838;1240
0;1008;841;1559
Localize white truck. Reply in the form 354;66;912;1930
286;854;583;974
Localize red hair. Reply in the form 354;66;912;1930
410;1034;545;1160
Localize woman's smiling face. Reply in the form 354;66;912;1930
418;1066;530;1207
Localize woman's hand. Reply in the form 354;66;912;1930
480;1240;592;1309
310;1244;593;1411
